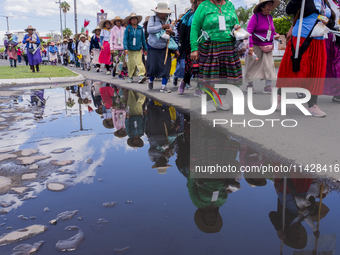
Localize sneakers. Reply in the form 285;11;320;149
245;84;256;94
215;95;230;111
185;84;194;90
96;68;100;72
148;82;153;90
128;77;133;83
138;76;147;84
263;85;273;94
296;93;306;99
178;80;186;94
332;96;340;103
308;105;326;117
173;77;178;86
207;100;217;112
160;86;171;93
106;71;111;75
194;88;204;97
118;74;124;80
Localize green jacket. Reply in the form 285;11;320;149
190;0;239;51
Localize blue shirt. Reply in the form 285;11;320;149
123;24;147;51
49;46;58;53
22;34;41;49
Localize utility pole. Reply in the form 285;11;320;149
55;0;63;39
74;0;78;34
0;15;13;30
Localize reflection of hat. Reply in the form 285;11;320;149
103;119;114;129
281;223;307;250
92;26;101;34
244;172;267;187
152;2;174;14
5;31;12;35
25;25;36;32
309;202;329;222
99;19;113;29
114;129;127;138
151;162;172;174
253;0;281;14
194;208;223;233
111;16;124;25
127;137;144;148
124;13;143;24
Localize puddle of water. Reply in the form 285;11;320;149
0;82;339;254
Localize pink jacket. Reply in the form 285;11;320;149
112;108;126;131
110;25;125;51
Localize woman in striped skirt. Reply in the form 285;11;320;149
190;0;243;112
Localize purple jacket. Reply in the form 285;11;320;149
247;12;276;48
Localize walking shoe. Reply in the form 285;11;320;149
160;87;171;93
128;77;133;83
185;84;194;90
245;84;256;94
194;88;204;97
332;96;340;103
263;85;273;94
173;77;178;86
138;76;147;84
118;74;124;80
106;71;111;75
178;80;186;94
96;68;100;72
214;95;230;111
308;105;326;117
10;65;13;68
148;82;153;90
296;93;306;99
87;67;91;71
206;100;217;112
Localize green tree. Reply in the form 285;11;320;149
60;1;71;30
271;0;292;22
236;5;255;25
273;17;292;35
63;28;73;38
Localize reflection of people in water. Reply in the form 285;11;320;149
91;81;104;111
188;178;241;233
30;89;45;119
99;83;115;129
113;87;128;139
269;178;329;249
146;100;179;173
78;80;92;105
126;90;147;148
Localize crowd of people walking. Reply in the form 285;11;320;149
3;0;340;116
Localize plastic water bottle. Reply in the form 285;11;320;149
125;55;129;63
252;53;258;61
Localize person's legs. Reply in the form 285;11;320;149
9;59;13;67
36;65;40;72
160;77;171;93
127;50;137;83
31;65;35;73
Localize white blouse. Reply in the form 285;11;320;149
100;29;111;42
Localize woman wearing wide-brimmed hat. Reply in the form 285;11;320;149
59;38;69;66
99;19;114;74
4;30;18;68
123;13;148;84
22;25;42;72
110;16;126;79
244;0;280;94
78;34;91;71
147;2;178;93
90;26;101;72
48;42;58;66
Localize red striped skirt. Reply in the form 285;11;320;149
277;36;326;95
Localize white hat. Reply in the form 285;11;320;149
5;31;12;35
151;2;174;14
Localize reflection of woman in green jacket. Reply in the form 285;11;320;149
187;178;240;233
125;90;147;148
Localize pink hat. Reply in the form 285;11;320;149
50;42;55;46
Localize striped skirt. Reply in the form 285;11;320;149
198;41;242;85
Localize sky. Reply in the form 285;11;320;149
0;0;257;44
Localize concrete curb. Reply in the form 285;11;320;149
0;68;85;87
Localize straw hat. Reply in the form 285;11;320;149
103;119;114;129
25;25;36;32
63;39;68;43
253;0;281;14
281;223;307;249
144;16;151;23
92;26;101;34
124;13;143;24
79;34;86;39
151;162;172;174
194;208;223;233
178;14;185;20
99;19;113;29
127;137;144;148
111;16;124;25
309;202;330;222
244;172;267;187
50;42;55;46
5;31;12;35
114;129;127;138
151;2;174;14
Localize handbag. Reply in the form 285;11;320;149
174;58;185;79
259;45;274;52
28;48;35;54
311;22;328;37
